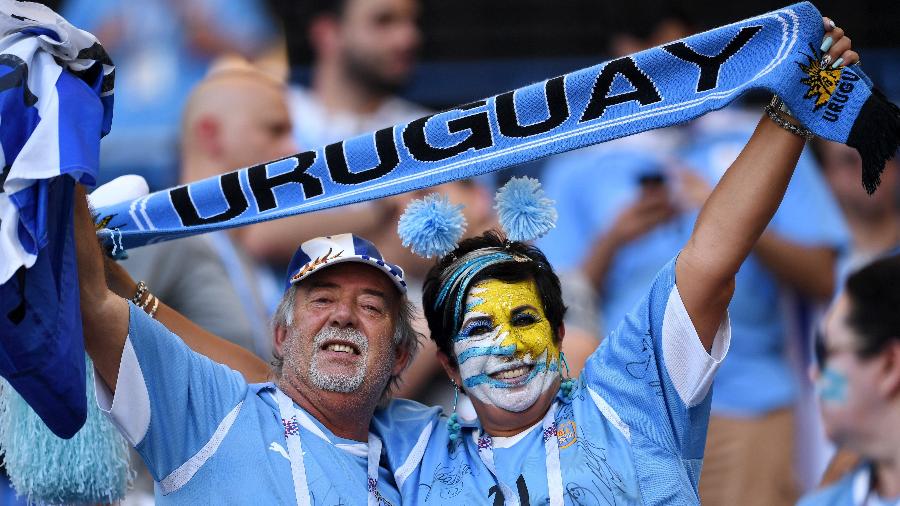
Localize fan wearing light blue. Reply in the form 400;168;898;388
373;18;859;506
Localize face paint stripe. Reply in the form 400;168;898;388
457;344;517;364
462;361;559;389
465;299;484;313
817;367;849;404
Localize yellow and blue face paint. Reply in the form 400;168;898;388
453;278;560;412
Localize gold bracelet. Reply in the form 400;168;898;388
147;296;160;319
140;292;154;310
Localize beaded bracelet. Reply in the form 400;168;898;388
765;95;814;140
140;292;154;310
139;293;160;320
131;281;148;306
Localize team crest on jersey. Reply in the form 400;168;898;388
556;420;577;449
797;44;843;110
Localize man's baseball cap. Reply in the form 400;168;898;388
285;233;407;294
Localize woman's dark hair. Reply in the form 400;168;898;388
844;252;900;357
421;230;567;368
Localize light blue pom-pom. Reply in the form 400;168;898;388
398;193;467;258
495;176;558;242
0;357;133;504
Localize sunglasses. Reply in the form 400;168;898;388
813;327;829;370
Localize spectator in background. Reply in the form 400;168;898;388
798;253;900;505
62;0;279;189
287;0;426;150
239;0;431;265
810;142;900;493
815;140;900;278
538;106;849;506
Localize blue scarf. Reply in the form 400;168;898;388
94;1;899;250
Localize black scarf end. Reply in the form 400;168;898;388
846;87;900;195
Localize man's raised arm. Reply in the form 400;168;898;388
676;18;858;350
74;185;130;392
76;184;271;387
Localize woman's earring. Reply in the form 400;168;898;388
447;380;462;441
559;352;576;399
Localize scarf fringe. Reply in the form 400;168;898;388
847;87;900;194
0;357;133;505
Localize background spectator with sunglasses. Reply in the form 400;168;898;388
800;252;900;505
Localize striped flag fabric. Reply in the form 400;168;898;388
0;0;114;438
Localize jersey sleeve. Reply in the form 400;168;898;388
94;302;248;484
580;256;731;461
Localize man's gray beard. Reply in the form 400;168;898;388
306;326;369;393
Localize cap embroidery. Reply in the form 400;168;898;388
290;248;344;283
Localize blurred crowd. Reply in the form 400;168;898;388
2;0;899;505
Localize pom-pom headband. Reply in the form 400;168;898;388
397;194;466;258
493;176;557;242
397;176;557;260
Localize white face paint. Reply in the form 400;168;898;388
453;278;560;412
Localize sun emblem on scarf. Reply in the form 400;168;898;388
797;45;842;110
93;213;115;230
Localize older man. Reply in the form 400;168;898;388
74;187;418;504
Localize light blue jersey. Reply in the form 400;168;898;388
96;303;400;505
374;258;730;505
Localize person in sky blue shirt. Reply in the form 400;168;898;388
798;252;900;506
366;19;856;504
74;207;420;504
372;231;731;504
537;108;849;504
366;18;857;504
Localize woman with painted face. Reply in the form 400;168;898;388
371;16;859;505
799;253;900;506
376;223;730;504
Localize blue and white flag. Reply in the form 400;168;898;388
93;2;898;252
0;0;114;438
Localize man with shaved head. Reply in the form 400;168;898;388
178;59;296;186
119;59;296;359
